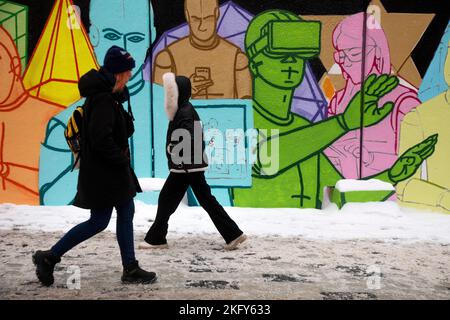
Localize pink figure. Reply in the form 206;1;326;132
324;13;421;179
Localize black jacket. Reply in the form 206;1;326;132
73;68;142;209
166;76;208;173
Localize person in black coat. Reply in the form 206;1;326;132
140;73;247;251
32;46;157;286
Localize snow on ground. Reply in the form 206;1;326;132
0;201;449;243
138;178;166;191
1;201;449;300
1;230;450;300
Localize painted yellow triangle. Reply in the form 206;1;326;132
23;0;99;107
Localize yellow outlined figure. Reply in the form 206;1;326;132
22;0;98;107
396;41;450;213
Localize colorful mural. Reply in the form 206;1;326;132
153;0;252;100
39;0;157;205
147;0;256;206
231;9;436;208
0;0;448;212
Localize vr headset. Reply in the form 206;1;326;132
247;21;321;59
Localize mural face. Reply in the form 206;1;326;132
185;0;219;43
245;12;321;90
90;0;149;97
251;51;306;90
334;36;378;85
91;0;153;181
332;12;390;84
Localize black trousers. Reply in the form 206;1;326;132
145;171;243;245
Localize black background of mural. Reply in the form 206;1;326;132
10;0;449;79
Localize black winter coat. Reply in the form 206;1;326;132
166;76;208;173
73;68;142;209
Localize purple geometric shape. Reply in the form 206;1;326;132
144;1;327;122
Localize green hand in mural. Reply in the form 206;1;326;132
338;74;399;130
388;134;438;184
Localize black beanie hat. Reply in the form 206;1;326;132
103;45;136;74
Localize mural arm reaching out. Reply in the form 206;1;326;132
257;74;400;177
257;117;347;176
362;134;439;202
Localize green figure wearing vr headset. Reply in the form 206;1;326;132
232;10;438;208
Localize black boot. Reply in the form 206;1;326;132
32;250;61;286
121;260;157;284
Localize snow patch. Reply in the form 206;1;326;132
138;178;166;191
335;179;395;192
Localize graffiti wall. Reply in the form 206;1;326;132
0;0;448;213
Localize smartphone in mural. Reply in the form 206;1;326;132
195;67;211;80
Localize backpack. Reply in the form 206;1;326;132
64;99;89;171
63;90;134;171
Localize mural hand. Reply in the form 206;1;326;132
388;134;438;184
189;74;214;95
339;74;399;131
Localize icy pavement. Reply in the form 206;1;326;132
1;201;449;299
0;230;449;299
